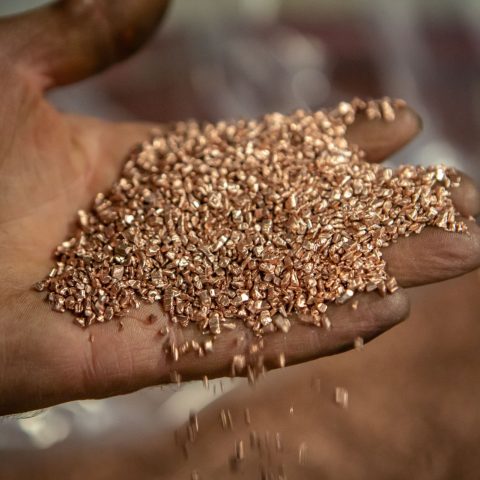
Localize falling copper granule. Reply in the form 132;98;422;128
275;432;282;452
230;439;246;472
189;411;199;434
244;407;251;425
250;430;258;448
158;324;169;336
220;409;228;430
191;471;200;480
226;409;234;430
335;387;349;408
354;336;364;350
37;98;466;339
235;440;245;460
298;442;308;465
187;425;195;443
170;370;181;384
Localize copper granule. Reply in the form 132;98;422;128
36;98;465;339
298;442;308;465
244;407;251;425
235;440;245;460
335;387;349;408
275;432;282;452
354;336;364;350
220;409;228;429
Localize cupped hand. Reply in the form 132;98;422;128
0;0;479;415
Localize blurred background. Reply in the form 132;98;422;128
0;1;479;478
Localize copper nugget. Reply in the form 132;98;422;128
36;98;466;349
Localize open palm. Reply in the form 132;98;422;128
0;0;479;415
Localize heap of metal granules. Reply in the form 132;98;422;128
35;98;465;333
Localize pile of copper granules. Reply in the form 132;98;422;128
35;98;466;335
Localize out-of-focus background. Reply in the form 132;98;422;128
0;1;479;479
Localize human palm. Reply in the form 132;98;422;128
0;0;479;415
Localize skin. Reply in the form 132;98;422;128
0;0;479;416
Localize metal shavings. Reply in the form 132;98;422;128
38;98;466;349
335;387;349;408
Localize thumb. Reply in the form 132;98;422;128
0;0;170;89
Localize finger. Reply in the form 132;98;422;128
383;218;480;288
80;290;409;398
450;173;480;218
248;289;410;372
0;0;170;89
345;105;422;163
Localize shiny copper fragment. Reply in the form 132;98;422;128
36;98;465;337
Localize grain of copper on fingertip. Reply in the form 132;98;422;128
37;98;465;349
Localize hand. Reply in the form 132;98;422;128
0;0;479;415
